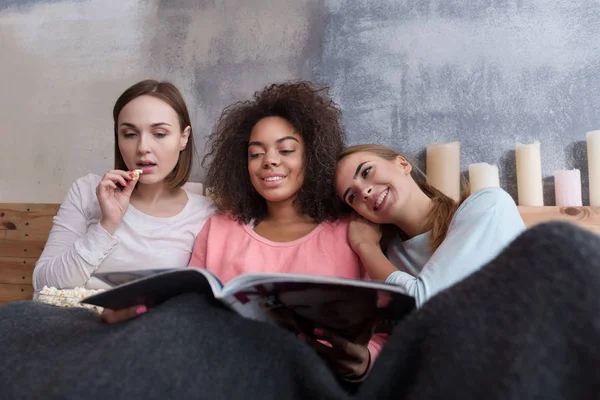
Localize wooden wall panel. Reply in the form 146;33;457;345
0;204;58;305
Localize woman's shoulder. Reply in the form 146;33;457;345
315;218;361;268
318;217;350;233
72;173;102;190
65;173;101;205
314;218;353;249
452;187;524;232
184;191;217;215
203;212;247;230
457;187;517;216
52;174;102;220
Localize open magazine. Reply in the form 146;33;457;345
83;268;416;342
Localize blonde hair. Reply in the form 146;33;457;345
337;144;468;251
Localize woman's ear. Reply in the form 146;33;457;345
396;155;412;175
180;126;191;151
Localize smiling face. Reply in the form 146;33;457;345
116;95;190;185
247;116;305;204
335;151;414;224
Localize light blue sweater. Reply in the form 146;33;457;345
385;187;525;307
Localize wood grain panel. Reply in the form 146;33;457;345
0;237;47;258
0;203;59;231
0;283;33;305
0;204;56;304
0;257;35;284
2;230;54;241
518;206;600;235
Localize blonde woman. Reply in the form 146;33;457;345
335;144;525;306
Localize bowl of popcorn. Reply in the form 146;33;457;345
33;286;106;313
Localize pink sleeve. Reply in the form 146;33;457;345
367;333;387;362
188;217;212;268
344;333;387;382
360;259;389;371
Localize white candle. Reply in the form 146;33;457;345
515;141;544;206
426;141;461;201
554;170;582;207
587;131;600;206
468;163;500;193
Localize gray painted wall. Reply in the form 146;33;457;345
1;0;599;204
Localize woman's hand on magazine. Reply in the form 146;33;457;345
348;212;382;253
101;305;147;324
301;328;371;380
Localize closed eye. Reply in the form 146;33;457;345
249;153;264;159
280;149;295;155
123;132;137;138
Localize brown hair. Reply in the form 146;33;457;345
112;79;195;188
202;81;347;224
337;144;468;251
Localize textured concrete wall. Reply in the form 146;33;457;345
1;0;599;204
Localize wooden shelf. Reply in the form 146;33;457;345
518;206;600;235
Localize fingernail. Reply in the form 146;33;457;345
136;305;147;315
313;328;323;336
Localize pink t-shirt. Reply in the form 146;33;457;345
189;214;365;283
188;213;386;368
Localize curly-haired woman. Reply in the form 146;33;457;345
192;81;385;381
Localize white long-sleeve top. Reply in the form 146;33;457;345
33;174;216;291
385;187;525;307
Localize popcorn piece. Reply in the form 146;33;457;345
35;286;106;313
131;169;143;181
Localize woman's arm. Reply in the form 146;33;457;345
385;188;526;306
33;176;119;290
354;242;399;281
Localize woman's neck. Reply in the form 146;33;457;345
263;197;315;225
391;182;432;239
131;182;178;205
254;197;318;242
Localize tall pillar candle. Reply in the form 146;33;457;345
554;169;582;207
515;141;544;206
426;141;461;201
587;130;600;206
468;163;500;193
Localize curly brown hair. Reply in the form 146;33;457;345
202;81;348;224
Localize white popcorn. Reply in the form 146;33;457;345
131;169;143;180
34;286;106;313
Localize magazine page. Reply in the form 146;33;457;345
93;269;175;286
222;272;410;294
83;268;223;310
221;278;415;342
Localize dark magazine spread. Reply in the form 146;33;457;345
83;268;416;341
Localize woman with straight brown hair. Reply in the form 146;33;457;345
33;79;215;290
335;144;526;306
